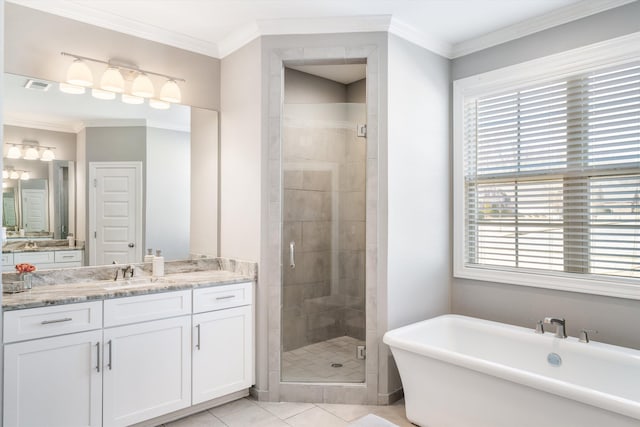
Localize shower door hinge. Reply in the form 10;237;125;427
357;345;366;360
357;124;367;138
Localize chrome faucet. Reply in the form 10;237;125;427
544;317;567;338
112;262;134;280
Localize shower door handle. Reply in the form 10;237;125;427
289;241;296;269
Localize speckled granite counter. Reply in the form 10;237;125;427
2;258;256;311
3;239;85;253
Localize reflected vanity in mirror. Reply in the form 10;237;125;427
3;72;217;270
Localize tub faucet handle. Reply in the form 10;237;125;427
535;320;545;334
579;329;597;343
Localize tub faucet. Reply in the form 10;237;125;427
544;317;567;338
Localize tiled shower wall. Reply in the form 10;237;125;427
282;103;366;352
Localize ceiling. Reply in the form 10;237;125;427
8;0;635;59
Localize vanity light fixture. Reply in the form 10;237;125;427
41;148;56;162
2;170;9;179
24;147;40;161
20;171;30;181
61;52;184;105
100;66;125;93
159;79;181;103
9;170;20;180
66;58;94;87
6;145;22;159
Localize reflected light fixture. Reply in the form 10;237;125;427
121;93;144;105
24;147;40;160
159;80;181;103
6;145;21;159
9;171;19;180
66;59;93;87
2;182;7;189
2;170;8;179
100;67;125;93
92;88;116;100
20;171;30;181
149;99;170;110
59;82;86;94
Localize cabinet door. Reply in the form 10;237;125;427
102;316;191;427
192;305;253;404
4;330;102;427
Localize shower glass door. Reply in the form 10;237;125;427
281;102;366;383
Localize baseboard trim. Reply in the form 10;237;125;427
378;388;404;405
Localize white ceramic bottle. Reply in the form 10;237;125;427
152;249;165;277
144;248;154;263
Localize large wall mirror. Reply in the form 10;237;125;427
3;72;217;266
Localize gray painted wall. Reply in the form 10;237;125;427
384;33;451;395
4;3;221;110
450;2;640;350
346;79;366;103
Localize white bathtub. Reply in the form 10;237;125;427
383;314;640;427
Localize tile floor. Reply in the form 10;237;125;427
281;336;366;383
163;397;414;427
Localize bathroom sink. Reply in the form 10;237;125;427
102;277;174;290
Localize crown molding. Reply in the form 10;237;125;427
388;17;453;58
9;0;220;57
451;0;638;58
3;114;81;134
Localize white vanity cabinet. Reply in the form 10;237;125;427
192;282;253;404
3;302;103;427
5;249;84;271
102;291;192;427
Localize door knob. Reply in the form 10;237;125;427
128;243;135;248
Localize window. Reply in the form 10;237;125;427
454;36;640;298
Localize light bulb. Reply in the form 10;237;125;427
149;99;170;110
41;149;56;162
66;59;93;87
2;182;7;189
159;80;181;103
20;171;30;181
9;171;19;180
121;93;144;105
2;170;9;179
59;82;86;94
100;67;125;93
7;145;21;159
131;73;154;98
92;88;116;100
24;147;39;160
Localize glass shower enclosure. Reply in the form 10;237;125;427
281;101;367;383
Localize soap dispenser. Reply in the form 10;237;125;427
152;249;165;277
144;248;154;263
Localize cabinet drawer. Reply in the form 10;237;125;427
2;253;14;267
104;290;192;327
4;301;103;343
14;251;55;264
193;282;252;313
54;250;83;263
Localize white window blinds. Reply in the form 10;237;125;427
463;62;640;280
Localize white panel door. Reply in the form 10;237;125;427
192;305;253;404
3;330;103;427
21;188;48;232
102;316;191;427
89;162;142;265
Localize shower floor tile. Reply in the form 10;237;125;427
282;336;365;383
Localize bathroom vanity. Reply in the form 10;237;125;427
2;259;255;427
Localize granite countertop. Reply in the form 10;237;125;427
3;239;85;254
2;258;256;311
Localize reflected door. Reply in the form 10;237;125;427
89;162;142;265
21;189;47;232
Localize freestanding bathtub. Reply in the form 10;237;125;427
383;314;640;427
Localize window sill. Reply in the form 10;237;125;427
453;265;640;300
